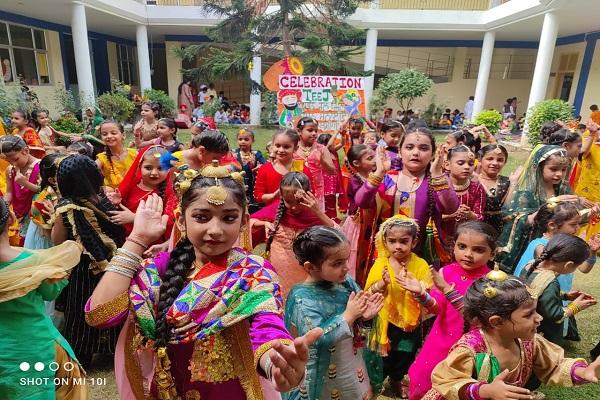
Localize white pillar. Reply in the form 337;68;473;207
364;28;378;117
521;12;559;145
250;48;261;125
136;24;152;93
71;1;95;106
472;31;495;118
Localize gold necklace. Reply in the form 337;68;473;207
299;144;313;158
454;180;471;192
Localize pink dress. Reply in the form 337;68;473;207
408;262;490;399
295;143;328;211
322;149;342;196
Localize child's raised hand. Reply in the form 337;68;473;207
343;291;368;325
430;266;451;293
374;145;389;176
572;293;598;312
105;189;122;206
396;272;424;295
575;356;600;383
296;190;319;212
589;233;600;253
14;169;28;186
362;292;384;320
430;146;445;177
479;369;533;399
382;267;391;285
109;204;135;225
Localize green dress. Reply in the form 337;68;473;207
0;252;79;400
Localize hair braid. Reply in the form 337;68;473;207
158;180;166;202
526;249;553;277
104;145;115;174
265;200;287;254
155;238;195;349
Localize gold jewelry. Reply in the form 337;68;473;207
367;173;384;186
453;180;471;192
486;266;509;282
567;302;581;315
430;175;449;191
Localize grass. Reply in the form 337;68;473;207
88;130;600;399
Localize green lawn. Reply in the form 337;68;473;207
87;129;600;399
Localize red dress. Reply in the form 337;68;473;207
254;159;310;205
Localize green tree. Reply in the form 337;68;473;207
373;69;434;112
176;0;368;83
526;99;574;145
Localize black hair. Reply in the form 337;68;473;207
142;146;170;200
67;140;95;158
317;133;331;146
141;101;161;118
540;122;562;144
347;144;370;166
0;135;27;154
272;128;300;146
155;173;247;353
293;226;347;267
533;202;580;234
527;233;590;276
31;108;49;132
296;117;318;130
191;129;229;153
381;218;419;239
545;128;581;147
39;153;61;190
265;172;311;254
463;276;532;331
158;118;178;139
447;144;476;161
98;120;125;174
449;129;480;153
237;128;255;140
0;198;9;233
11;109;29;122
57;154;103;199
349;118;364;128
591;104;598;111
479;144;508;160
381;120;405;135
455;221;499;251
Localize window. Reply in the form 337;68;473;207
117;44;137;85
0;22;50;85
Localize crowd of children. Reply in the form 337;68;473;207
2;101;600;400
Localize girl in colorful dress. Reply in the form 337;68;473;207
168;129;234;171
364;215;434;397
408;221;495;399
521;234;596;344
96;120;138;189
497;144;578;273
341;144;377;284
153;117;184;153
477;144;518;233
86;163;322;400
233;128;267;213
0;199;88;400
317;133;344;221
424;270;600;400
10;109;45;158
1;135;41;246
251;172;337;300
295;117;335;211
254;129;309;206
355;127;459;266
51;154;125;368
572;122;600;240
285;226;384;400
106;145;176;243
377;120;404;171
339;117;366;213
441;145;486;246
24;153;61;250
133;101;160;148
32;108;79;150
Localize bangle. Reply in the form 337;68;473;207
126;235;149;250
106;265;135;279
367;173;383;186
115;247;143;263
571;362;590;385
430;175;449;191
567;302;581;315
466;382;484;400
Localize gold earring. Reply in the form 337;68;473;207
180;230;187;240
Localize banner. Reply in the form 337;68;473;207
277;75;366;134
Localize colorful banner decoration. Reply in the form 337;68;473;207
277;75;366;133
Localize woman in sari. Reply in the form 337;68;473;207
496;145;577;273
86;163;321;400
0;198;87;399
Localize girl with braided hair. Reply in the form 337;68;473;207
95;120;138;189
520;233;596;344
0;198;88;399
106;145;176;244
86;163;322;400
424;270;600;400
51;154;125;368
250;171;337;300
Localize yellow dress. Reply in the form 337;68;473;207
573;130;600;240
96;148;138;188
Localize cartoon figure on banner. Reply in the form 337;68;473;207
342;89;362;117
278;88;303;128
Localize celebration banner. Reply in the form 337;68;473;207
277;75;366;133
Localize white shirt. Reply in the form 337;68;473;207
464;99;474;119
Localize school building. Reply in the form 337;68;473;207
0;0;599;125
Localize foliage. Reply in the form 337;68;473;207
0;86;18;120
111;79;131;97
52;112;84;134
201;98;223;118
368;93;386;117
474;109;503;135
525;99;574;145
422;94;447;124
53;86;79;115
177;0;366;82
261;91;279;126
97;93;135;122
374;69;433;112
143;89;176;117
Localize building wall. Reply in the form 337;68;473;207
580;40;600;122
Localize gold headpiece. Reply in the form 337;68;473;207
174;161;245;205
492;145;503;156
174;165;200;196
546;196;559;209
482;266;508;298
